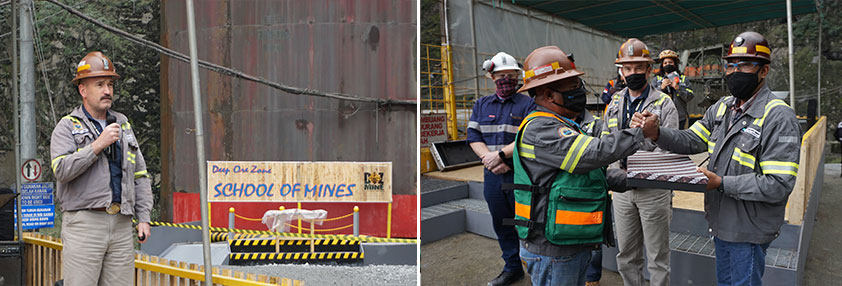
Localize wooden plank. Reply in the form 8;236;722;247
36;242;41;286
208;161;393;202
785;117;825;224
178;261;188;285
168;260;179;286
150;256;160;286
423;165;484;182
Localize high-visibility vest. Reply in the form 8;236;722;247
508;111;609;246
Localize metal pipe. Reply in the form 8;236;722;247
468;0;480;100
786;0;795;108
19;0;36;169
184;0;213;284
228;207;235;240
11;0;22;242
353;206;359;237
817;13;822;117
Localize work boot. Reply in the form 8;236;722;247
586;281;600;286
488;270;524;286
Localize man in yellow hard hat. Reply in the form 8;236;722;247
634;31;800;285
50;51;153;284
603;38;678;286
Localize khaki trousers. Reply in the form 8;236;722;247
61;210;134;286
613;188;672;286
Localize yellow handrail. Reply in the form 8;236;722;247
234;211;354;223
284;223;354;232
134;255;281;286
234;213;264;222
23;233;63;250
22;233;304;285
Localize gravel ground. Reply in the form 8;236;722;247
223;264;418;285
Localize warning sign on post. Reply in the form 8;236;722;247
19;182;55;230
421;114;447;148
21;159;42;182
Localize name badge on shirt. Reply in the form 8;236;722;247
742;127;761;139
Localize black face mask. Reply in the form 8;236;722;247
551;85;587;113
624;73;648;91
726;68;763;100
662;64;677;74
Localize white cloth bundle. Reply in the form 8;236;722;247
261;209;328;233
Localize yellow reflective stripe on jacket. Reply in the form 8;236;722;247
62;115;81;124
689;121;710;143
51;155;68;170
731;148;756;169
708;141;715;154
654;94;668;106
753;99;789;127
126;151;137;164
607;118;618;128
561;134;593;172
759;161;799;176
715;101;728;118
569;136;594;172
134;170;150;179
517;121;537;159
601;131;611;136
121;122;132;130
52;147;86;170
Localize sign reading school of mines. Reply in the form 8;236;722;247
208;161;393;203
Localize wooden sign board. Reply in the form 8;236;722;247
208;161;392;202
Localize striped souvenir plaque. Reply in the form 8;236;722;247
626;151;708;192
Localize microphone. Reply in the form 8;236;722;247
106;114;117;161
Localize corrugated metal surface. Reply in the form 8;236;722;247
160;0;417;219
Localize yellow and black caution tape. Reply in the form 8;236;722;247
229;252;363;261
137;220;417;244
230;238;360;247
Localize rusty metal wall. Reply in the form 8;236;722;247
160;0;417;220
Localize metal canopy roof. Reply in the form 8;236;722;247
511;0;818;38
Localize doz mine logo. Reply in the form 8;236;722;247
364;172;385;191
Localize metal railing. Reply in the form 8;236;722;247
22;233;303;286
229;206;360;237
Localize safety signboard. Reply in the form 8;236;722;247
19;182;55;230
21;159;42;182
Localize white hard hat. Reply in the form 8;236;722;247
482;52;522;78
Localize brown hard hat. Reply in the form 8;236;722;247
723;31;771;63
658;49;680;63
517;46;584;93
71;51;120;85
615;38;654;64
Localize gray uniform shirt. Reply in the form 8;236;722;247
50;105;153;222
518;106;644;256
655;84;800;244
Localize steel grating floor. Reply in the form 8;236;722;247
420;176;466;193
669;232;798;269
421;198;489;220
